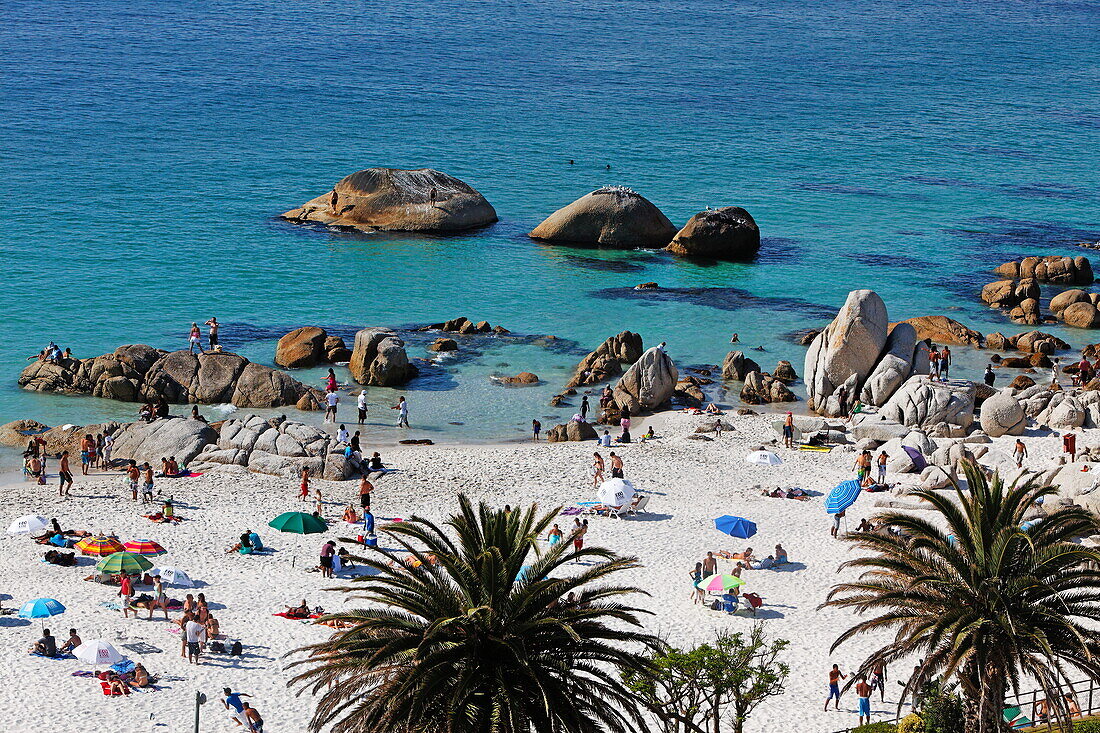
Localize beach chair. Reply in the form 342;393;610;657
606;505;624;520
628;496;650;515
1002;706;1032;729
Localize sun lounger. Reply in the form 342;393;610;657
627;496;650;515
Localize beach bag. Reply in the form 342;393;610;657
230;641;242;657
209;641;225;654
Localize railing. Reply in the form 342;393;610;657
828;677;1100;733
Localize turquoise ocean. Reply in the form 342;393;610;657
1;0;1099;447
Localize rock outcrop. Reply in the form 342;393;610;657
418;317;509;335
193;415;354;480
18;347;319;408
545;421;599;442
994;255;1094;285
722;351;760;381
500;372;539;386
897;316;983;347
281;168;497;233
275;327;349;369
1061;301;1100;328
529;187;677;248
805;290;900;415
878;376;976;433
348;328;418;387
566;332;643;389
979;391;1027;437
740;371;795;404
859;323;921;406
612;346;678;413
665;206;760;260
111;417;218;466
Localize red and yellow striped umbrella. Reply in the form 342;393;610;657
123;539;167;557
75;536;125;556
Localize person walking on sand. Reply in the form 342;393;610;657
870;659;887;702
702;551;717;578
855;675;872;725
189;323;203;354
324;391;339;423
532;419;541;441
1014;438;1028;468
831;509;845;539
393;396;409;428
783;411;795;448
876;451;888;484
610;451;624;479
357;390;368;424
825;664;847;711
941;346;951;379
141;462;155;502
591;452;605;487
58;450;73;497
690;562;705;603
299;467;310;502
222;687;251;728
320;540;336;579
119;573;135;618
205;316;219;350
572;518;588;551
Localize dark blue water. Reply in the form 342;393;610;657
2;0;1099;441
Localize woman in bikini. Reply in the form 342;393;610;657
148;575;170;620
591;453;605;488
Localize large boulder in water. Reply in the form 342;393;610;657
281;168;497;232
565;331;643;389
805;290;889;414
349;328;418;387
665;207;760;260
612;347;678;413
528;187;677;248
722;351;760;381
275;327;328;369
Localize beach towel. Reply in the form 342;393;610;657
121;642;162;655
72;670;96;677
30;651;74;660
99;601;123;611
559;507;583;516
273;611;323;620
111;660;136;674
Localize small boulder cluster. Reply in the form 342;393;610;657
720;351;796;404
275;327;351;369
982;255;1097;328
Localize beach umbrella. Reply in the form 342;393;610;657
269;511;327;534
96;551;153;575
745;450;783;467
697;574;746;593
902;446;927;471
8;515;49;535
75;535;125;556
151;566;193;588
74;640;123;667
596;478;635;508
825;479;863;515
18;598;65;619
123;539;167;556
714;515;758;539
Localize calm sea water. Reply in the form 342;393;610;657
1;0;1099;447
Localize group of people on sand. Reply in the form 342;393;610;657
174;592;226;665
824;661;889;727
31;627;155;694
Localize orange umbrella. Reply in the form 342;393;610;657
123;539;167;557
75;535;124;556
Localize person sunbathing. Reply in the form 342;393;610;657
704;403;723;415
342;505;359;523
130;663;152;688
285;600;311;618
105;671;131;696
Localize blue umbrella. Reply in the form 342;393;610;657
714;515;758;539
18;598;65;619
825;479;862;515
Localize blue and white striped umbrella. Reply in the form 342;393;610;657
825;479;862;515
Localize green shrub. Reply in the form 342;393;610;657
852;723;898;733
897;713;923;733
1073;719;1100;733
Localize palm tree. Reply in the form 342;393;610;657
289;495;659;733
822;462;1100;733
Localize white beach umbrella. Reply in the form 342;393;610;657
151;566;193;588
8;515;49;535
745;450;783;467
74;640;123;666
596;478;635;508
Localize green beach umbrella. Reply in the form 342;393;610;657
96;551;153;575
269;511;328;534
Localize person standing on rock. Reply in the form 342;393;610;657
357;390;368;424
984;364;996;387
393;396;409;428
1013;439;1028;468
324;391;339;423
836;386;849;419
189;323;203;354
941;346;951;379
428;187;438;208
580;395;589;421
205;317;219;350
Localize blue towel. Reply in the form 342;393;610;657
110;660;136;674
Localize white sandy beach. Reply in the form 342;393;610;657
0;407;1088;733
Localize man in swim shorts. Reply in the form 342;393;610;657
855;675;872;725
825;664;846;710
